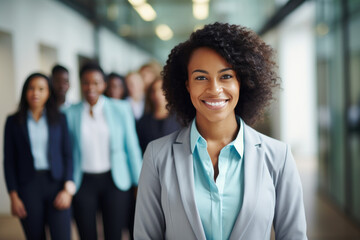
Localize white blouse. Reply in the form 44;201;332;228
81;96;111;173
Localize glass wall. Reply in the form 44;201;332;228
316;0;360;224
348;0;360;222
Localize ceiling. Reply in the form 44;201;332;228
58;0;290;62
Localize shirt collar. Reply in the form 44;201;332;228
83;95;105;115
190;116;244;158
27;109;47;121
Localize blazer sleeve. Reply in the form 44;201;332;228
134;142;165;239
60;114;73;181
3;116;18;192
273;144;308;240
122;102;142;185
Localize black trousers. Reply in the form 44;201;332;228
18;171;71;240
127;187;136;240
73;171;132;240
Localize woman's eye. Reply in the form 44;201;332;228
221;74;232;79
195;76;207;80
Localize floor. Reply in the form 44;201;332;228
0;157;360;240
296;158;360;240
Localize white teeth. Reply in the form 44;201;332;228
204;101;226;106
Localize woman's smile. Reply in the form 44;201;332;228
202;99;229;109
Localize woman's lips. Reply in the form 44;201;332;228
29;97;40;102
86;92;97;98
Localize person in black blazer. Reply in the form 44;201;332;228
3;73;75;240
136;77;181;153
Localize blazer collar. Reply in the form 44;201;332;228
173;123;265;240
21;112;55;152
74;96;114;149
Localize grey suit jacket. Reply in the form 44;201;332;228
134;122;307;240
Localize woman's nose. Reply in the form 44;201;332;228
208;78;222;94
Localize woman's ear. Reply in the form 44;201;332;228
185;80;189;92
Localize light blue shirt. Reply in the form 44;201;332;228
27;111;49;170
190;117;244;240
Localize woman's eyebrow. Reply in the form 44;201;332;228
192;68;233;74
192;69;208;74
218;68;233;73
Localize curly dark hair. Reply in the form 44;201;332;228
162;22;280;126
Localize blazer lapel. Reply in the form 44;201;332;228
102;97;116;152
20;120;31;147
47;120;54;153
173;126;206;240
229;124;265;240
74;103;83;151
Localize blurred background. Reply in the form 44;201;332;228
0;0;359;239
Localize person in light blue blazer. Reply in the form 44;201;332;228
65;63;142;240
134;22;308;240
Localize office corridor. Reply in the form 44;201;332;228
0;157;359;240
298;157;360;240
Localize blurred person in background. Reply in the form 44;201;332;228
134;22;307;240
105;72;127;100
51;64;71;110
138;60;162;92
4;73;74;240
65;62;142;240
125;72;145;121
136;77;181;154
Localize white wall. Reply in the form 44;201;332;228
277;2;317;158
99;27;152;75
0;0;152;214
0;31;16;215
0;0;95;103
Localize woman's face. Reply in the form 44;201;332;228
106;77;124;99
81;70;106;106
186;47;240;124
125;73;144;99
140;67;157;90
26;76;50;111
150;79;166;109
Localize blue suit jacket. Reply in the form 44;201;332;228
4;113;73;193
134;122;308;240
64;96;142;191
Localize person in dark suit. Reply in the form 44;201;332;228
136;77;181;154
3;73;75;240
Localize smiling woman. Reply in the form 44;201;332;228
134;22;308;240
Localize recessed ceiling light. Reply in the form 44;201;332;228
156;24;173;41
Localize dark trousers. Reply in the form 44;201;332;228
127;187;136;240
73;171;131;240
18;171;71;240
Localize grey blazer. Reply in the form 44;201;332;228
134;123;307;240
